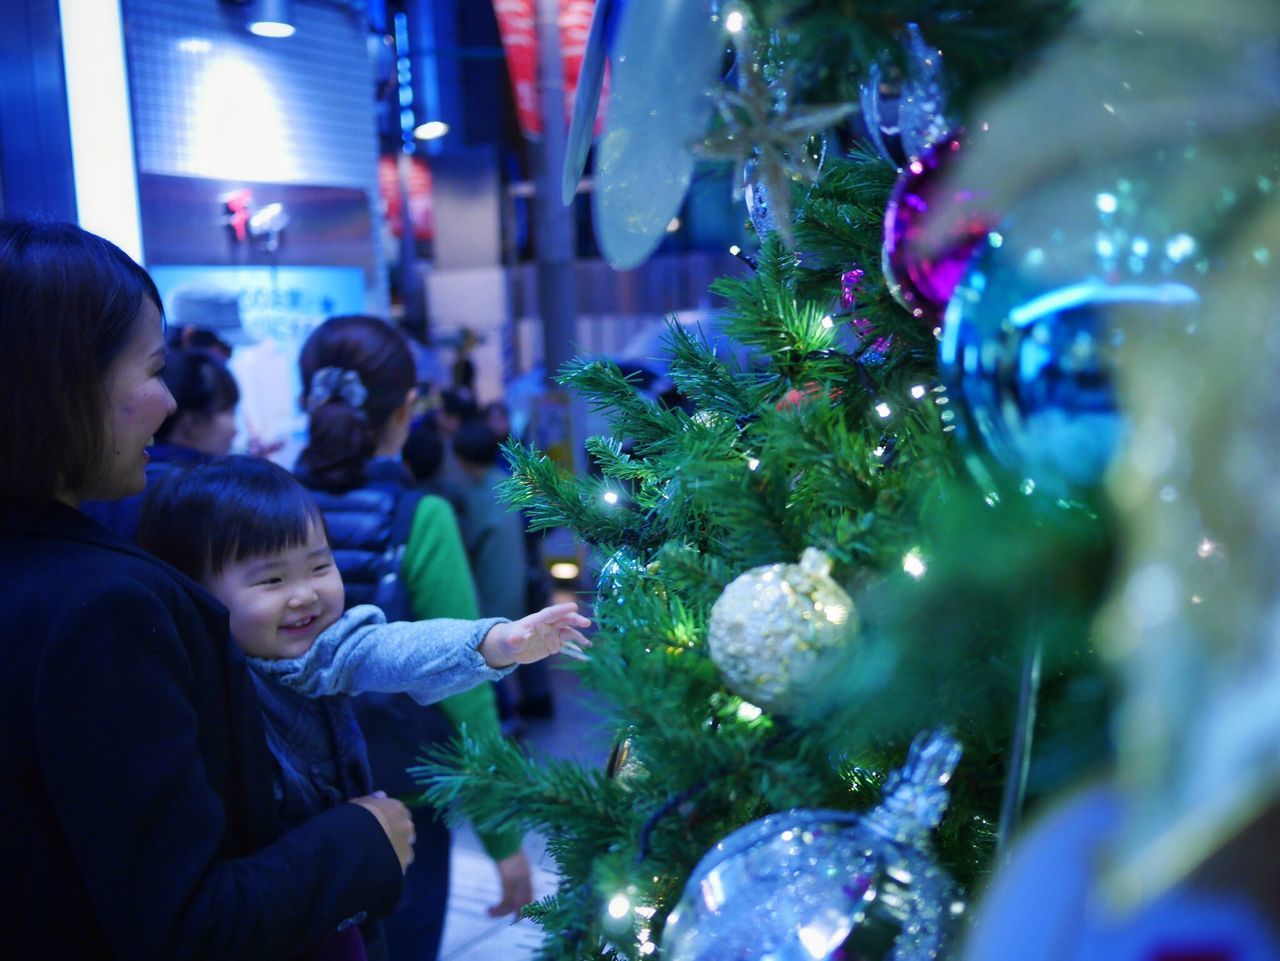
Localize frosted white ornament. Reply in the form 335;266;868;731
707;548;857;711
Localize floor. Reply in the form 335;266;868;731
438;659;613;961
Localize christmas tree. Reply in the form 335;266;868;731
418;0;1280;956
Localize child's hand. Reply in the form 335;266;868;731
480;602;592;667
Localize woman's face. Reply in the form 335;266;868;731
82;300;176;502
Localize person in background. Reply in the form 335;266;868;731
452;421;556;721
82;348;240;541
295;315;537;961
0;220;409;959
138;456;590;960
167;323;233;360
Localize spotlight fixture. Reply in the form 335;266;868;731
247;0;295;37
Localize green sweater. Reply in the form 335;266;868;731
402;494;523;861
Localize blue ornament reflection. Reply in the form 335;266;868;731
938;172;1211;502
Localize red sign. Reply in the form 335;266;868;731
493;0;540;138
493;0;607;141
377;154;434;241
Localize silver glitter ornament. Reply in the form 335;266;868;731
706;548;857;712
662;729;965;961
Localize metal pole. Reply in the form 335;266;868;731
996;638;1043;858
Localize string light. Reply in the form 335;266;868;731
903;549;927;579
603;490;620;505
736;701;763;721
875;402;892;419
910;384;926;399
607;894;632;919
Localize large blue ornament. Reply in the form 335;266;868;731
938;164;1215;502
562;0;624;205
962;788;1280;961
593;0;722;269
661;730;963;961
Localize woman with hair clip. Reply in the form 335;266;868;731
0;221;412;959
295;315;534;961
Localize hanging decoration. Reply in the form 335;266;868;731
742;157;777;240
562;0;621;204
859;23;952;169
706;548;857;712
833;266;892;363
882;136;994;324
707;21;850;251
592;0;723;269
936;154;1245;501
662;729;965;961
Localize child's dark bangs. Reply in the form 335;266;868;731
207;475;326;572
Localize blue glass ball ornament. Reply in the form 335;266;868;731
662;730;965;961
593;0;723;269
562;0;624;205
938;166;1220;502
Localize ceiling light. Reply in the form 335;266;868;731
412;120;449;141
247;0;294;37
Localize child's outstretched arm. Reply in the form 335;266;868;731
479;602;593;667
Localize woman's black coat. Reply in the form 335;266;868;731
0;501;402;959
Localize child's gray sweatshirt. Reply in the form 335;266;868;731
247;604;514;702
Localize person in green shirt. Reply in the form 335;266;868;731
294;314;538;961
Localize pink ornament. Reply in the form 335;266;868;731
836;267;891;363
882;136;993;324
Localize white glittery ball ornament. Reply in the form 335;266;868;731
707;548;857;712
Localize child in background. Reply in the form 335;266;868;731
137;456;591;956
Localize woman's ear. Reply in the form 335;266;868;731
395;388;419;426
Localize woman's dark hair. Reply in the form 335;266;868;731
296;315;415;492
156;349;241;442
139;455;328;581
403;416;445;482
0;220;163;504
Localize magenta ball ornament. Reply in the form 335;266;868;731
882;136;993;325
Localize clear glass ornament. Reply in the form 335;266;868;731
662;729;965;961
743;157;777;240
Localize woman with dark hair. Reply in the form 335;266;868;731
83;347;242;540
0;221;412;959
297;315;534;961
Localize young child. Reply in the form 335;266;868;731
136;456;590;957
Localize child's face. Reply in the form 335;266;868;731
206;520;345;660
